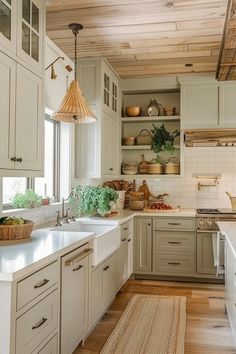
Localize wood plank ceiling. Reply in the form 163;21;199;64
46;0;228;78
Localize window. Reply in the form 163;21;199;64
34;117;60;200
2;116;61;207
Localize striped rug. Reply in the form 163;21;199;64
101;294;186;354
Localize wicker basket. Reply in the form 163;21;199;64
136;129;152;145
0;220;34;241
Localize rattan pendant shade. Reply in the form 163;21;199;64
52;23;96;124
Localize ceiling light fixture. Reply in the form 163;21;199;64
52;23;96;124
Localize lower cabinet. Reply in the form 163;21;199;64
61;245;90;354
90;253;116;324
116;220;133;290
225;238;236;338
34;334;58;354
197;232;216;276
135;218;152;273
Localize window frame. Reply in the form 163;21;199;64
2;115;61;209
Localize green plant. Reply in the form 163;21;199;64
69;185;118;216
151;124;180;154
12;189;42;209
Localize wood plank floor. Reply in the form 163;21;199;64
75;279;236;354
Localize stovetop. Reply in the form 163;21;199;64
197;208;236;215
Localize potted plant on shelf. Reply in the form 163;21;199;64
151;123;180;154
69;185;119;217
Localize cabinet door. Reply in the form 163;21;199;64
61;250;89;354
116;238;128;290
219;83;236;127
90;264;103;323
197;232;216;275
33;334;58;354
17;0;45;74
0;0;17;54
15;64;43;171
102;112;118;176
182;84;219;128
102;62;119;119
135;218;152;272
103;254;116;305
0;51;15;169
127;232;133;278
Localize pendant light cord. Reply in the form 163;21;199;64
74;30;78;81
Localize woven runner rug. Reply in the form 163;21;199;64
100;294;186;354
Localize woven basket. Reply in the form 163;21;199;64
136;129;152;145
0;220;34;241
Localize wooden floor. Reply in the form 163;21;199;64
75;279;236;354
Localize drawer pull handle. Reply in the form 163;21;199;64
121;238;126;241
168;241;181;244
16;157;23;163
123;227;128;230
168;222;181;226
32;317;47;330
128;238;131;242
168;262;181;265
109;168;114;171
10;156;17;162
34;279;49;289
103;265;110;271
65;248;93;266
73;264;83;272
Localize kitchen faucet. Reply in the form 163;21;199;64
55;193;75;226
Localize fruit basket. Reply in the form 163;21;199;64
0;217;34;241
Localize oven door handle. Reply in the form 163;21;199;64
196;229;218;233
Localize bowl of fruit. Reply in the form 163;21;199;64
0;216;34;241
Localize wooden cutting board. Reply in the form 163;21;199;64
143;207;180;213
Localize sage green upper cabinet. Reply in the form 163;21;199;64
75;57;119;179
181;80;219;129
180;77;236;129
0;0;17;54
219;82;236;128
17;0;44;74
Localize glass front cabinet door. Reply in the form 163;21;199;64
0;0;17;53
17;0;44;73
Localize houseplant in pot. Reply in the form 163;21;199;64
69;185;118;217
149;124;180;173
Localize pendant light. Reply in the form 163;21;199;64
52;23;96;124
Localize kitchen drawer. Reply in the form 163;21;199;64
121;220;132;237
153;253;196;275
153;231;196;254
154;217;195;231
32;334;58;354
16;290;58;354
17;261;58;310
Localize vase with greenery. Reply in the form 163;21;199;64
151;124;180;154
12;189;42;208
69;185;118;217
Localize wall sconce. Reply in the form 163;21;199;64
45;56;73;80
193;174;221;191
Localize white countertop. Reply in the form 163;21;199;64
0;208;196;282
0;229;94;281
217;221;236;258
76;208;196;225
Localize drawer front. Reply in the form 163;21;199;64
154;217;195;231
153;254;196;275
153;231;196;254
33;334;58;354
121;220;132;237
17;261;58;310
16;290;58;354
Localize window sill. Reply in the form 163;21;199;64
2;202;63;215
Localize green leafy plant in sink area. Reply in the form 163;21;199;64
12;189;42;209
151;124;180;154
69;185;118;217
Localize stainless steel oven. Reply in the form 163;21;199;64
196;209;236;277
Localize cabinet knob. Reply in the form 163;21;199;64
73;264;83;272
16;157;23;163
148;223;151;226
109;168;114;171
10;157;17;162
128;238;131;242
121;238;126;242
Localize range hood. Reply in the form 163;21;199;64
184;129;236;147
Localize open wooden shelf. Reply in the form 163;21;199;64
121;145;180;150
121;116;180;123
